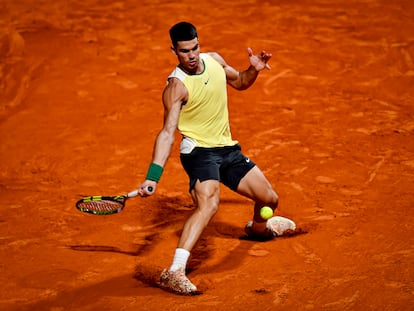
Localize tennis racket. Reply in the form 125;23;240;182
76;186;153;215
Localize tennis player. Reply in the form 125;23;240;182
139;21;295;295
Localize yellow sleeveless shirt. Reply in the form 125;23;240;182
168;53;238;148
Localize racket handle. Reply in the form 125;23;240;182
127;186;154;198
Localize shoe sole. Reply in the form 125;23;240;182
157;281;203;296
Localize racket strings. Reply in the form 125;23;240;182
78;200;123;214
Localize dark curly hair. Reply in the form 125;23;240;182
169;22;198;47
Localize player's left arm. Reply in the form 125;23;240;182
209;48;272;90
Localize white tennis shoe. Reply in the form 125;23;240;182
159;268;198;295
245;216;296;238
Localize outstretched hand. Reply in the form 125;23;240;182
247;47;272;71
138;182;156;197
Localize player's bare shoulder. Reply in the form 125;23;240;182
207;52;227;67
164;77;188;105
207;52;239;82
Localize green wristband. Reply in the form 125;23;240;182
146;163;164;182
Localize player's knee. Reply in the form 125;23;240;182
198;192;220;217
207;195;220;215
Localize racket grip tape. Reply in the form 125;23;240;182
127;186;153;198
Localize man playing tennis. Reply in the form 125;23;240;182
139;21;295;295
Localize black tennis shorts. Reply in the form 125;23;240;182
180;144;256;192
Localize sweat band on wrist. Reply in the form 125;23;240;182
146;163;164;182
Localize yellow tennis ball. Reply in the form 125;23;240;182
260;206;273;220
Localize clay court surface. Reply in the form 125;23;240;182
1;0;413;310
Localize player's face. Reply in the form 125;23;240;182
173;38;201;74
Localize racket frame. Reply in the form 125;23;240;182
75;186;152;215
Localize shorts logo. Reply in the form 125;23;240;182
246;158;250;163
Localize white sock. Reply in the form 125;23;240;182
169;248;190;272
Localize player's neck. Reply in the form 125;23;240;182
179;60;204;75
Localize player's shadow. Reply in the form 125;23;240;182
67;232;159;256
17;273;161;311
68;194;193;257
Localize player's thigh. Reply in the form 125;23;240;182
191;179;221;212
237;166;278;204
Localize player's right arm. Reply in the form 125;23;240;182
139;78;188;196
209;48;271;91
